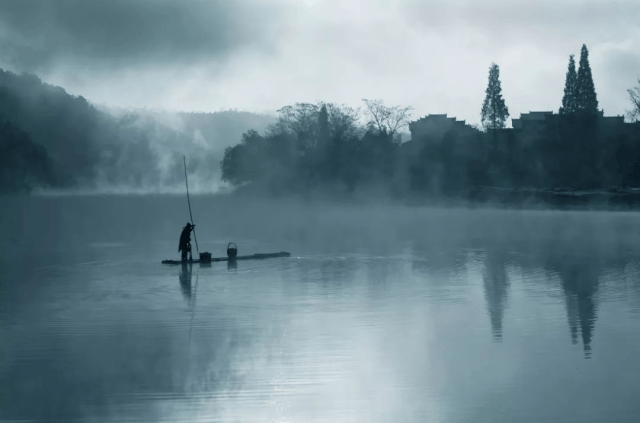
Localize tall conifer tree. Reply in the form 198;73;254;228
575;44;599;113
559;54;578;114
481;63;510;131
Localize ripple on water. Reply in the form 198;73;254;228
3;199;640;422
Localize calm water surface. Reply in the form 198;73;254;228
1;195;640;422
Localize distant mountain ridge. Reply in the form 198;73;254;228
0;68;275;194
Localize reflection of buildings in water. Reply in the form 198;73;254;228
179;263;193;304
482;251;510;342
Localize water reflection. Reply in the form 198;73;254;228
482;249;510;342
4;197;640;422
509;230;635;359
551;256;599;358
227;260;237;272
319;255;359;290
179;263;193;304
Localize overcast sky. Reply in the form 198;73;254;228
0;0;638;125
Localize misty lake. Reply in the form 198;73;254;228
1;195;640;423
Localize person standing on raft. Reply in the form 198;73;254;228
179;223;195;262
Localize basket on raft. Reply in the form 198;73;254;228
227;243;238;260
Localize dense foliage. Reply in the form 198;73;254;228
0;120;52;193
559;55;578;115
575;45;599;114
220;101;415;196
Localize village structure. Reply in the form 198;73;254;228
406;111;639;150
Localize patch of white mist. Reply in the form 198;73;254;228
45;105;238;195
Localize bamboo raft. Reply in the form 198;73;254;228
168;157;290;266
162;252;291;265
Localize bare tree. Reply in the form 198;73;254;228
271;103;321;145
361;99;413;141
627;79;640;122
326;103;362;140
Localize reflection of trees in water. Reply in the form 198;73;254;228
564;291;580;346
482;250;510;342
551;257;600;358
532;229;605;359
507;220;640;359
540;233;635;359
409;222;640;357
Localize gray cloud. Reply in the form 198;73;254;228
402;0;640;48
0;0;297;73
0;0;637;121
393;0;640;118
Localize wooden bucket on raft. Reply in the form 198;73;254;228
199;252;212;262
227;243;238;260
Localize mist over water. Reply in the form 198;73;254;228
2;195;640;422
1;0;639;421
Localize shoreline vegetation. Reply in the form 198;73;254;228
217;45;640;211
2;43;640;212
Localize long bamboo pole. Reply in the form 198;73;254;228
183;155;199;255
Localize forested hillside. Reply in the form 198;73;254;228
0;69;274;193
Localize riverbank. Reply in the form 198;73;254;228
17;183;640;212
463;186;640;211
229;183;640;212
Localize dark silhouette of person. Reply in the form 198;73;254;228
179;223;195;262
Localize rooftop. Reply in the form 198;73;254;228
520;111;554;121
